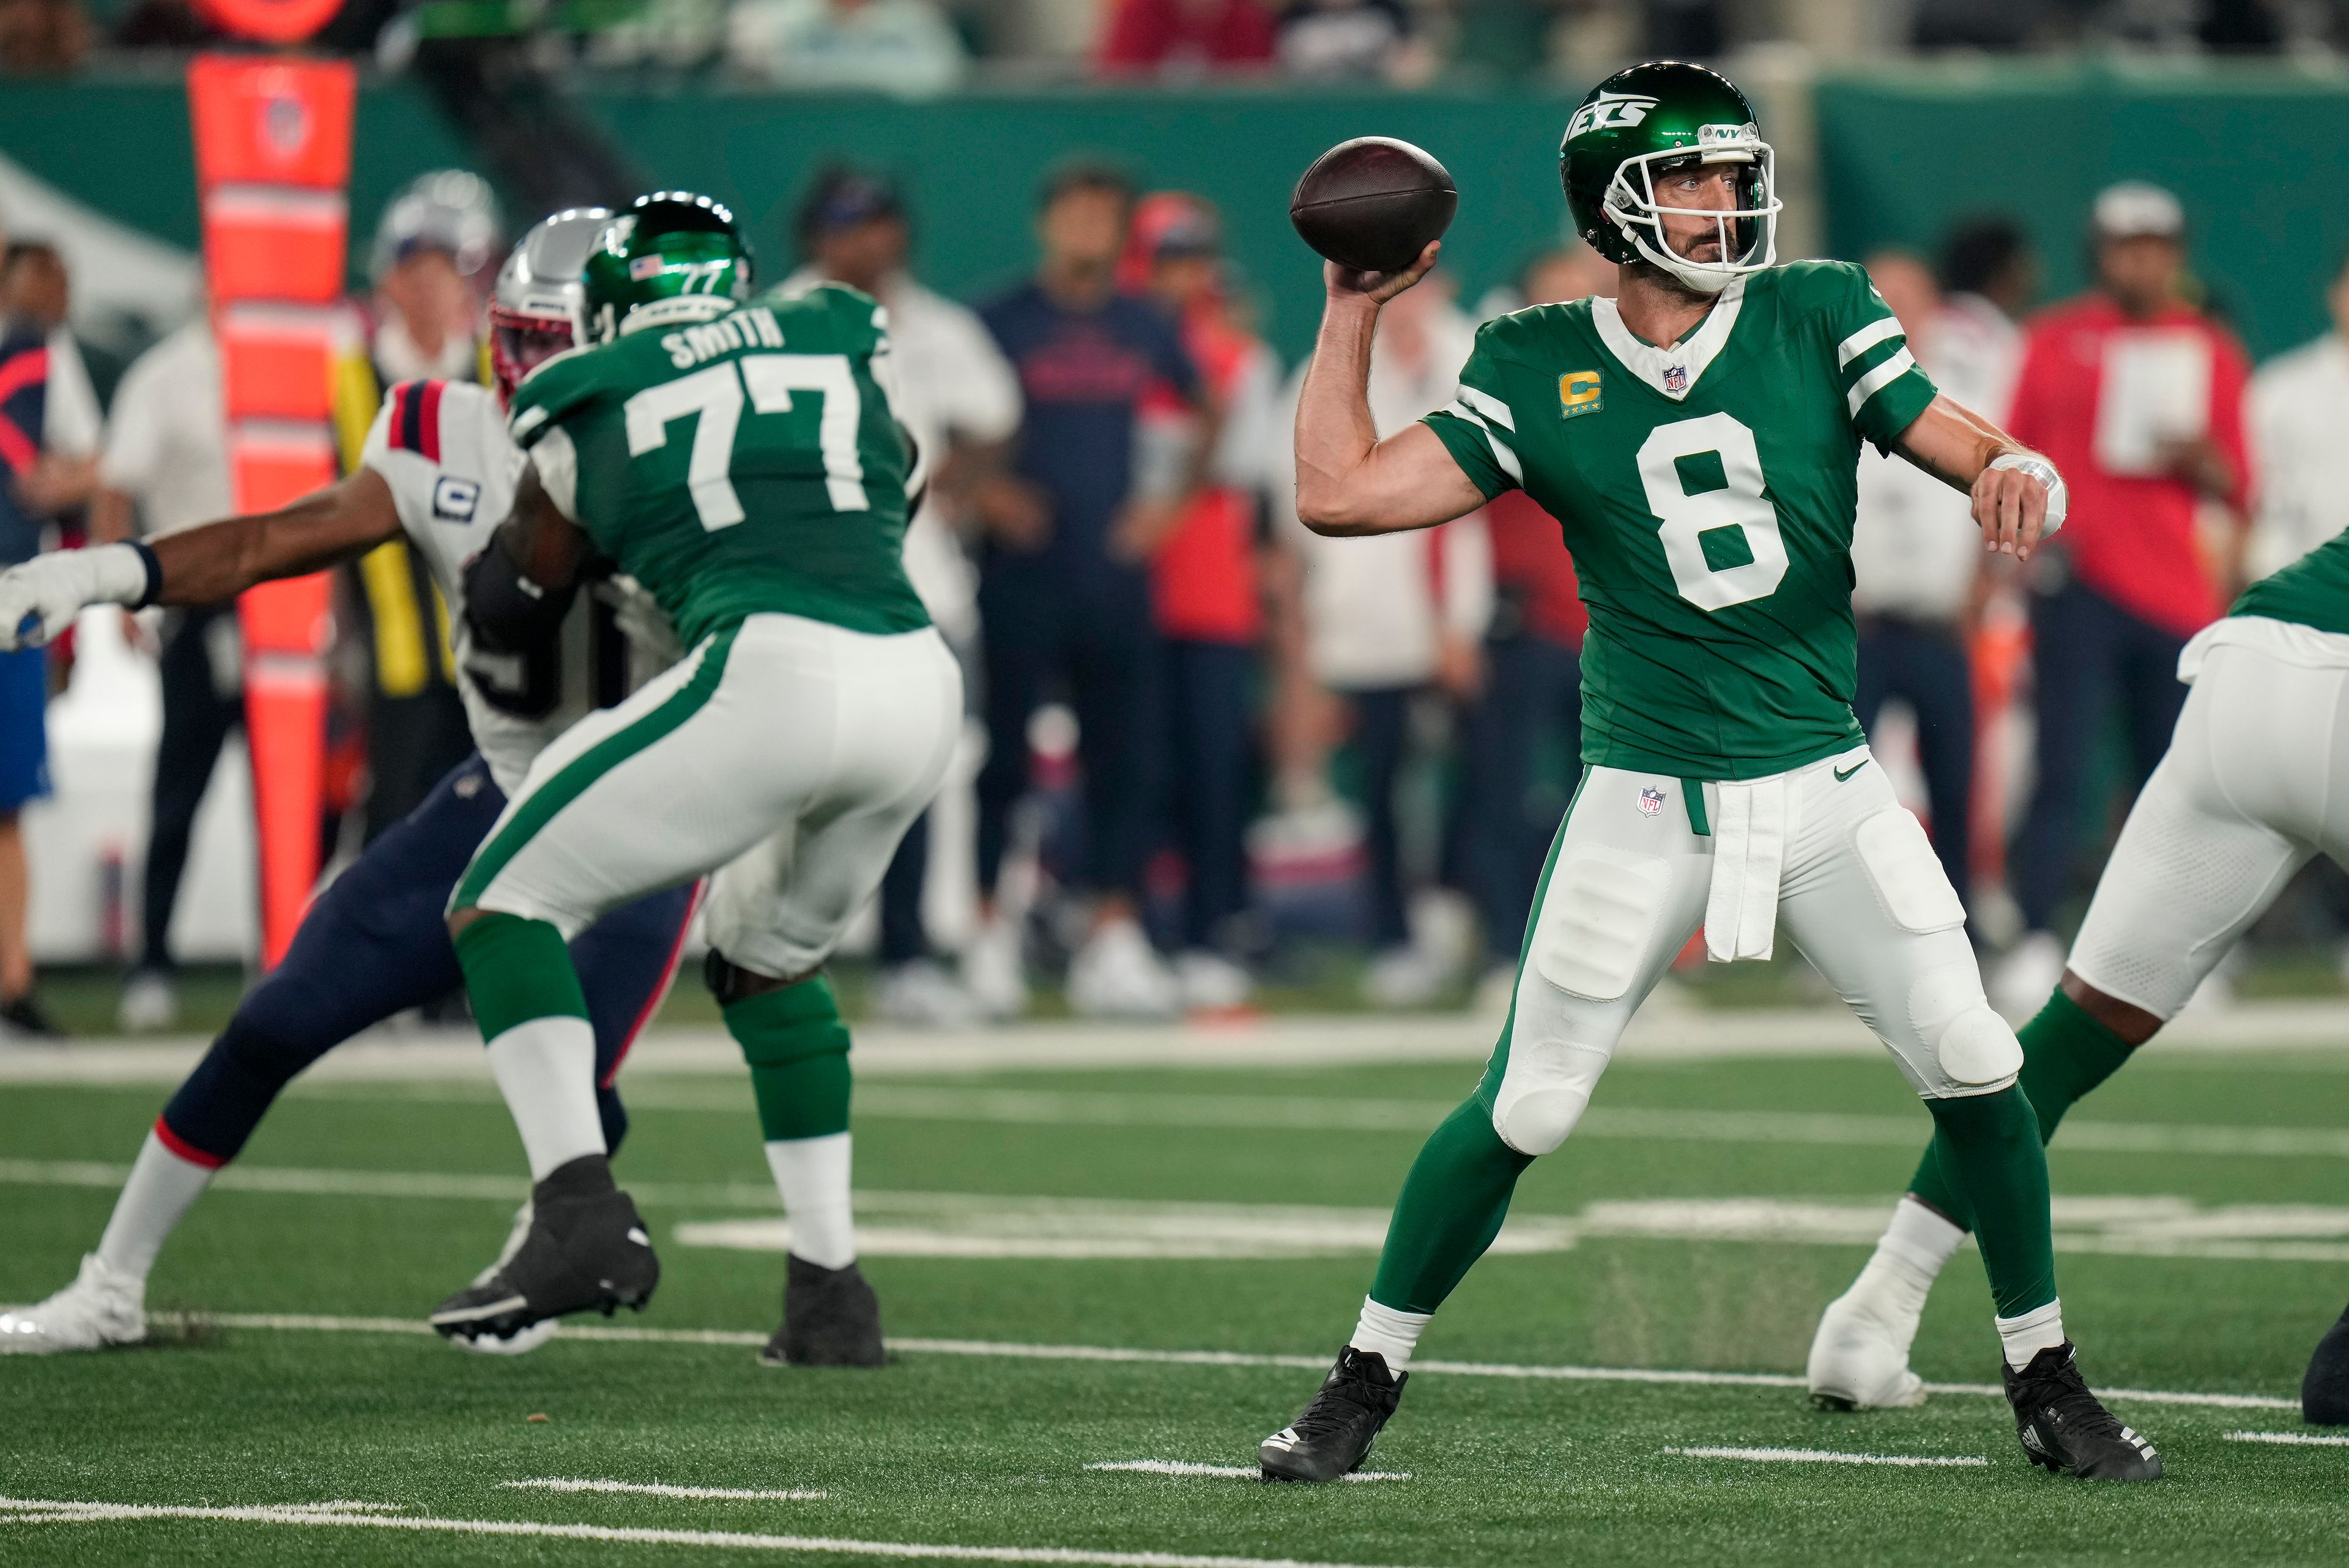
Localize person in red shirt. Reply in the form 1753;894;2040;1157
1994;181;2252;1010
1096;0;1274;76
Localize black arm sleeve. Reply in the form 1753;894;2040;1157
459;535;580;719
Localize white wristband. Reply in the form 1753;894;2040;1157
1989;453;2065;539
87;542;154;607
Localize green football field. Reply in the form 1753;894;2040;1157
4;1016;2347;1567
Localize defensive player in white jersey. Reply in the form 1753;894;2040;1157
0;212;697;1356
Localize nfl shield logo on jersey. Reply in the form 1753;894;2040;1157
1638;785;1666;816
1662;364;1689;394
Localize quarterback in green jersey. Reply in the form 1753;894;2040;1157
1814;523;2349;1429
428;194;962;1366
1259;62;2162;1484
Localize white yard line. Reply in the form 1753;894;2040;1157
1663;1447;1987;1468
105;1312;2298;1412
1086;1462;1406;1482
505;1478;828;1501
2221;1430;2349;1446
0;1497;1422;1567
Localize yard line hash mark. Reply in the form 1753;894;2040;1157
1663;1447;1989;1468
505;1478;829;1501
0;1496;1426;1568
1086;1462;1408;1482
2222;1430;2349;1446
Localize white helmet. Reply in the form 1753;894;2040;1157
370;169;502;283
489;207;610;403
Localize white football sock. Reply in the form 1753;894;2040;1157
484;1017;606;1182
1349;1296;1431;1373
1997;1298;2066;1369
95;1131;215;1280
1853;1196;1967;1319
766;1132;856;1270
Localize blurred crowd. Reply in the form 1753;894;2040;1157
7;152;2349;1034
11;0;2349;84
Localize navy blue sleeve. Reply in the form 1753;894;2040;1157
1140;303;1202;402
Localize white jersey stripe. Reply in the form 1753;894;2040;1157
1457;383;1516;431
1846;347;1918;418
1836;316;1906;369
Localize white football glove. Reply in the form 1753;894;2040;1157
0;544;152;651
592;573;681;669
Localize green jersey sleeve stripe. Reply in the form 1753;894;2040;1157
1836;316;1905;369
1442;399;1524;484
1847;347;1920;418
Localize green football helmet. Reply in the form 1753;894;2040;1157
580;191;756;343
1560;61;1779;295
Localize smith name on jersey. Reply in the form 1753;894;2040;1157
505;284;928;651
1423;260;1938;782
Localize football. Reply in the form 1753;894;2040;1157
1288;136;1458;275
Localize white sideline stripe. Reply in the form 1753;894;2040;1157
2222;1430;2349;1446
111;1312;2301;1411
0;1497;1419;1568
1086;1461;1407;1482
505;1478;828;1500
1664;1446;1985;1468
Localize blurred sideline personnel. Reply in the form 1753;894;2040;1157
970;166;1211;1020
0;212;697;1356
1260;62;2163;1485
0;238;102;1037
1848;250;1986;922
2244;246;2349;580
782;168;1022;1028
1931;216;2033;428
1129;192;1281;1011
1460;245;1604;1001
1271;267;1490;1007
427;196;957;1364
1992;183;2250;1014
92;314;235;1032
1810;519;2349;1428
334;172;501;840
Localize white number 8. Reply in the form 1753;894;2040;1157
1635;412;1787;611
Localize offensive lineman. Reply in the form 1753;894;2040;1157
1809;523;2349;1427
1255;62;2161;1483
0;212;697;1355
425;194;959;1366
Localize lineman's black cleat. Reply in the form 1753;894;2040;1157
761;1254;886;1367
2002;1342;2162;1480
431;1155;658;1346
2303;1300;2349;1425
1259;1347;1405;1482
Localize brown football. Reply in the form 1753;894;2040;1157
1289;136;1458;275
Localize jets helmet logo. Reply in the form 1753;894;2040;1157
1568;92;1660;140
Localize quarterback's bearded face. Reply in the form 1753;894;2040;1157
1652;162;1742;264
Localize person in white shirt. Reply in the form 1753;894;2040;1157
89;320;236;1032
782;169;1023;1026
2245;248;2349;582
727;0;968;95
1271;272;1491;1006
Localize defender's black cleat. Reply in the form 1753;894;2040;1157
2002;1342;2162;1480
2303;1300;2349;1425
431;1155;658;1346
1259;1347;1406;1482
761;1254;886;1367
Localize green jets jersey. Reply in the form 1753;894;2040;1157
508;283;927;649
1424;261;1939;780
2233;527;2349;636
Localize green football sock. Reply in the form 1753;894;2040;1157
455;912;589;1039
1368;1098;1535;1315
1908;988;2136;1228
1923;1084;2057;1318
726;977;852;1143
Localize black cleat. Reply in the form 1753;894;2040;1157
1259;1347;1406;1482
2002;1342;2162;1480
2304;1301;2349;1425
761;1254;886;1367
431;1155;658;1347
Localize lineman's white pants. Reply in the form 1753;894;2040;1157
1490;745;2020;1158
456;612;963;980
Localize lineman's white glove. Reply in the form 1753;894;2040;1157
592;573;682;670
0;544;155;651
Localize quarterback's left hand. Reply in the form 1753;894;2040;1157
1972;454;2066;562
0;545;149;651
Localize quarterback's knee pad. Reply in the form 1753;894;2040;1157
1907;962;2021;1092
1491;1039;1611;1156
1935;1006;2022;1090
1531;852;1669;1002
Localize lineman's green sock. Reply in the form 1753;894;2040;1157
727;977;856;1269
1909;988;2136;1228
1354;1098;1534;1369
457;913;603;1181
1925;1084;2066;1363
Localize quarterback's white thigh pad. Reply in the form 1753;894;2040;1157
1493;1039;1611;1156
1854;808;1967;936
1534;852;1669;1002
